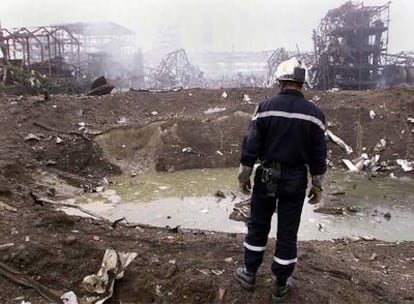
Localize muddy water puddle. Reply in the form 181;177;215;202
61;169;414;241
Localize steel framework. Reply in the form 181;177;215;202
313;1;391;90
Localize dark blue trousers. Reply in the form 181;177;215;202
243;166;307;284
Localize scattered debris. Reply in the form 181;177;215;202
229;198;251;222
369;110;376;119
166;225;180;233
24;133;41;142
342;153;382;173
210;269;225;276
117;117;127;124
374;139;387;152
396;159;414;172
326;129;353;154
203;107;226;114
0;243;14;250
383;212;392;220
221;91;228;99
82;249;137;303
56;137;64;144
0;201;17;212
214;190;226;199
0;261;63;303
216;150;224;156
224;257;234;263
151;111;159;116
242;94;251;102
61;291;78;304
86;76;115;96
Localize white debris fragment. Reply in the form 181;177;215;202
158;186;170;191
78;122;86;131
216;150;224;156
61;291;78;304
312;95;321;102
396;159;414;172
82;249;137;302
24;133;41;141
389;172;397;179
221;91;228;99
95;186;104;193
342;159;359;172
200;208;209;213
369;110;376;119
203;107;226;114
374;139;387;152
56;137;63;144
326;129;353;154
182;147;193;153
155;284;162;296
327;88;340;92
117;117;127;124
151;111;159;116
0;201;17;212
243;94;251;102
407;117;414;123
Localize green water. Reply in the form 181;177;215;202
61;169;414;241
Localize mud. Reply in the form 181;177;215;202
0;87;413;303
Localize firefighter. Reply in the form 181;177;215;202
233;57;327;302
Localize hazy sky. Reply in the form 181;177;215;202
0;0;412;53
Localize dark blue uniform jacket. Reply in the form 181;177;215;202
241;89;327;176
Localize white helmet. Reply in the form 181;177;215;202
275;57;309;83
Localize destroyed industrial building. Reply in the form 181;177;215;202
0;22;143;91
0;1;413;92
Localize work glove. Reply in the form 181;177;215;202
308;174;324;205
238;164;253;195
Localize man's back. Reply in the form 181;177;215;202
242;89;326;176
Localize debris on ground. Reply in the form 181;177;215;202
396;159;414;172
326;129;353;154
229;197;251;222
82;249;137;303
86;76;115;96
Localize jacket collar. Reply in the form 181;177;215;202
278;89;304;97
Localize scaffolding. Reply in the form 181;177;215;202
313;1;391;90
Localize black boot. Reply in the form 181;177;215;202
233;267;256;291
271;279;292;303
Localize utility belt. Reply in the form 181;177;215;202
259;161;282;197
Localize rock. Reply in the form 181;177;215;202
165;264;178;279
215;190;226;199
65;235;78;245
383;212;391;219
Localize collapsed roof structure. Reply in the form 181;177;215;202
149;49;204;89
313;1;391;90
0;22;140;82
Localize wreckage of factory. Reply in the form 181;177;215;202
0;22;143;92
1;1;414;92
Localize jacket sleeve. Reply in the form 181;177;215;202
309;111;327;176
240;106;264;167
